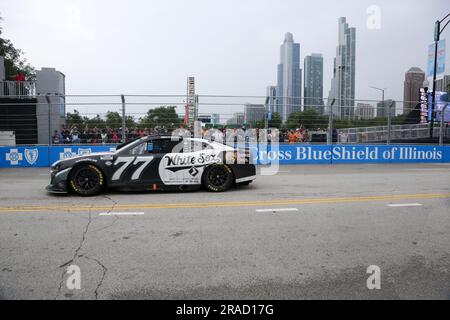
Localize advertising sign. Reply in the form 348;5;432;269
1;145;450;168
420;88;429;124
433;91;450;122
427;39;446;80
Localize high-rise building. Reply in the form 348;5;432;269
355;103;375;120
304;53;324;114
244;104;265;124
227;112;244;126
376;100;396;118
276;32;302;123
266;86;277;114
435;75;450;92
327;17;356;120
198;114;220;125
403;67;425;115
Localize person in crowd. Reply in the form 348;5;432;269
52;130;60;144
101;130;108;144
289;130;296;144
71;126;80;144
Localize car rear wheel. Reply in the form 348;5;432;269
202;164;233;192
70;165;104;196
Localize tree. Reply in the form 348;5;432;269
268;112;282;128
105;111;135;129
285;109;328;130
140;106;182;128
0;14;35;80
65;110;85;129
85;114;106;129
254;112;282;129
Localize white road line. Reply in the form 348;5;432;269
99;212;145;216
256;208;299;213
387;203;423;208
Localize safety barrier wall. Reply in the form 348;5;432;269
0;144;450;168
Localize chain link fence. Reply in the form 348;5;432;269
0;93;449;146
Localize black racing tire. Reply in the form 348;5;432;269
202;164;234;192
69;164;105;196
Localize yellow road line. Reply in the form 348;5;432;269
0;192;449;213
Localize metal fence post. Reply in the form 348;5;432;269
440;105;448;146
45;94;52;146
121;94;126;143
387;101;392;145
327;99;335;145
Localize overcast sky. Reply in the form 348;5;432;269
1;0;450;104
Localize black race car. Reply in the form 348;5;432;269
46;136;256;196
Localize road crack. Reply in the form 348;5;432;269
90;195;120;233
54;203;94;300
83;256;108;300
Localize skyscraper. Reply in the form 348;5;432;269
403;67;425;115
266;86;277;114
244;104;265;123
355;103;375;120
276;32;302;123
304;53;324;114
435;74;450;92
327;17;356;120
376;100;396;118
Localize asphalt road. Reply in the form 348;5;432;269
0;164;450;300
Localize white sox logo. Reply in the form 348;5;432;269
24;148;39;165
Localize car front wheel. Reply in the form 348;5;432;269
69;165;105;196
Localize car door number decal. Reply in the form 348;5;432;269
112;156;154;181
131;156;154;180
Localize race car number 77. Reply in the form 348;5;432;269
112;156;154;181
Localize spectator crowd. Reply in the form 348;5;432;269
52;125;322;145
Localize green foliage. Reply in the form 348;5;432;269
333;115;410;129
0;14;36;80
66;107;181;130
105;111;136;128
140;106;182;128
253;112;282;129
65;110;85;129
285;109;328;130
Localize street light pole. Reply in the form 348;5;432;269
440;104;448;146
370;86;389;144
430;13;450;139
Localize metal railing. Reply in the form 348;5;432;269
337;123;449;144
0;81;36;98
